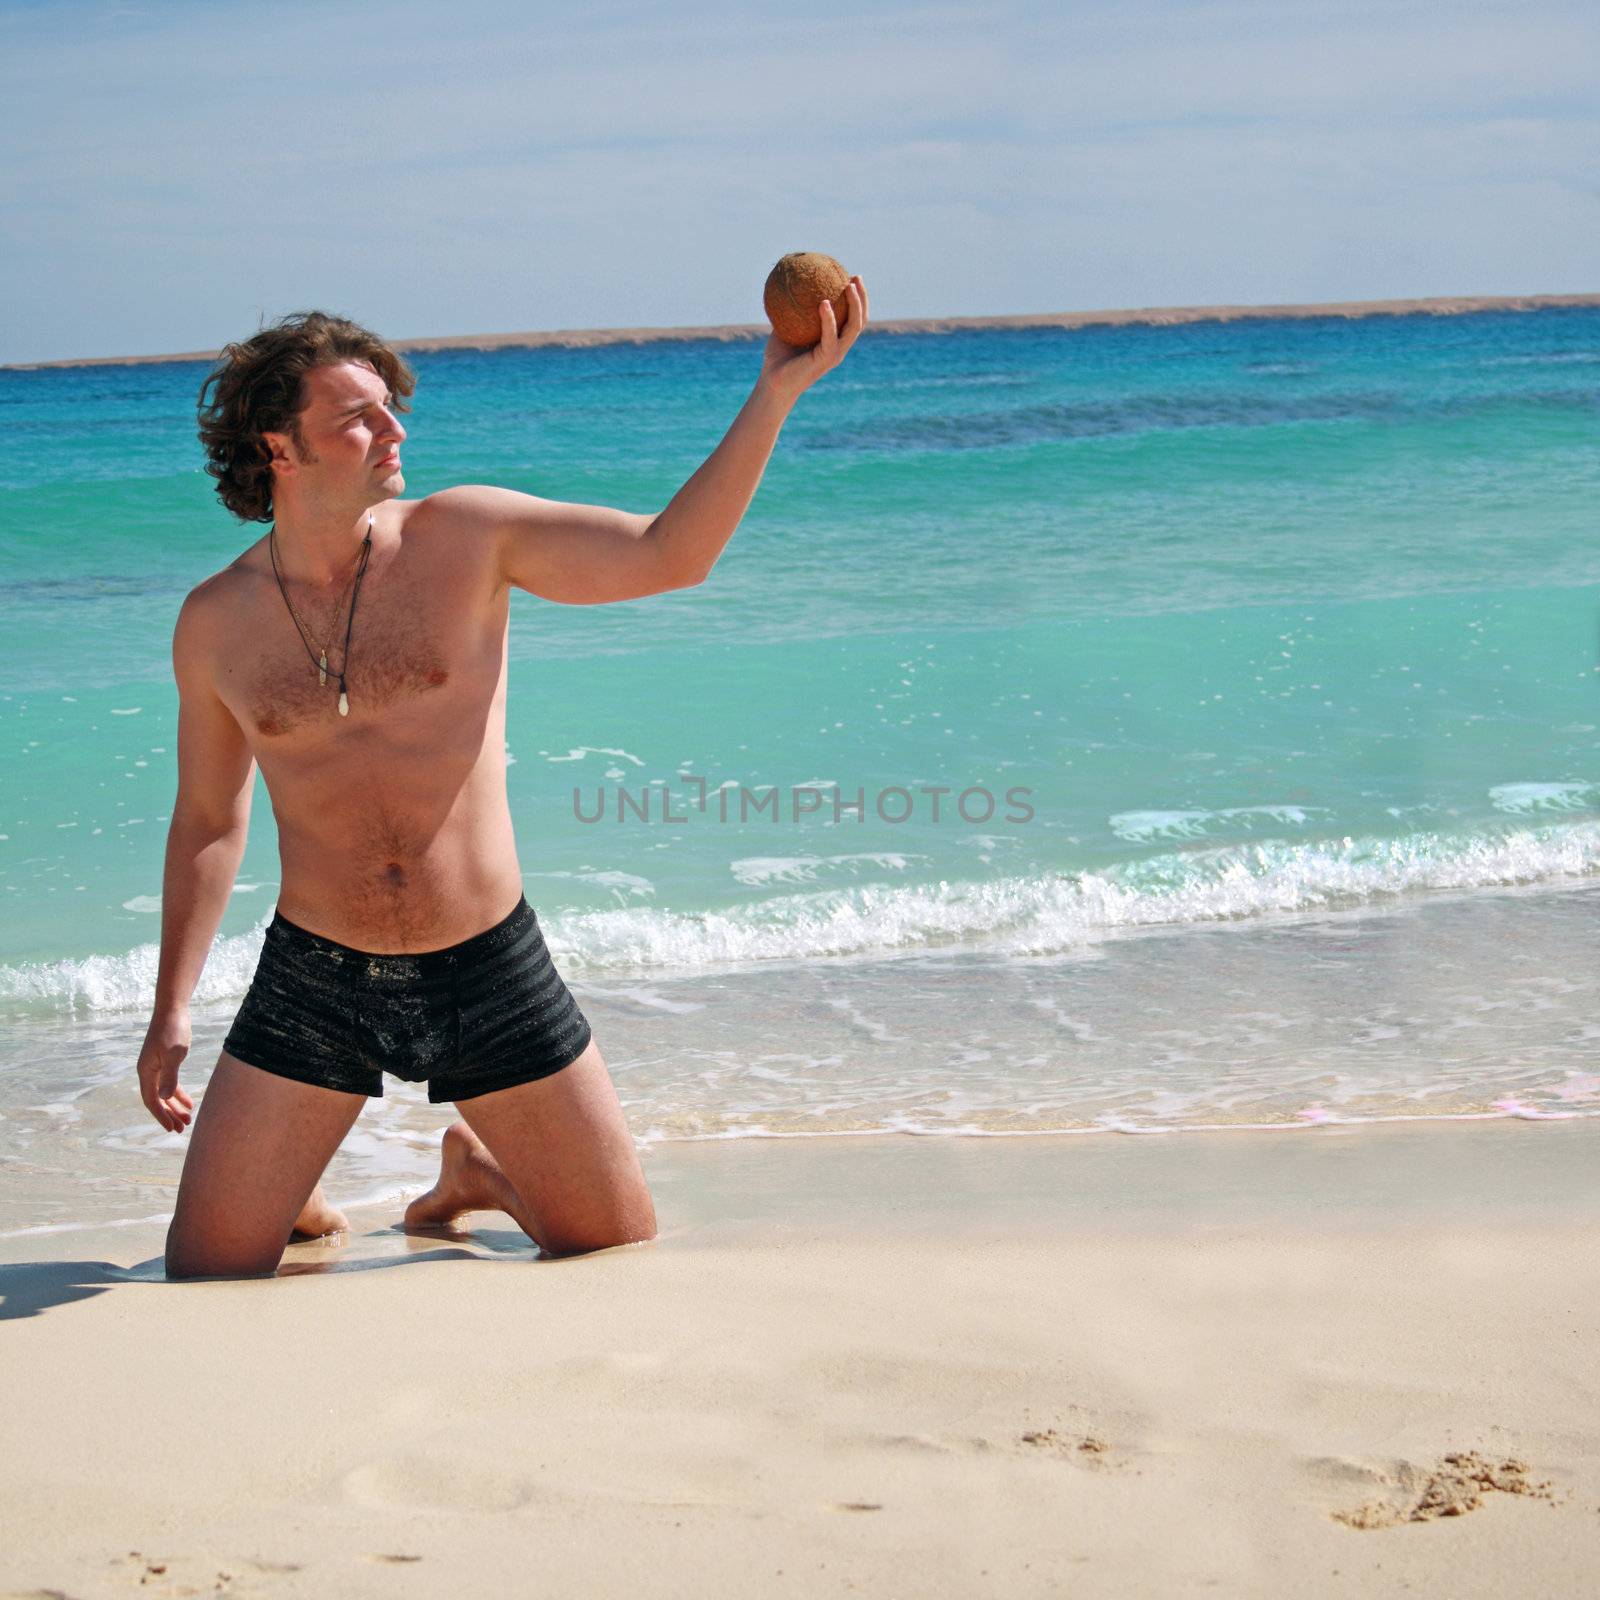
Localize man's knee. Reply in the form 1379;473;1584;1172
539;1228;656;1260
164;1226;281;1281
538;1202;658;1259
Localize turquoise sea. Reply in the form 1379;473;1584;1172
3;308;1599;1234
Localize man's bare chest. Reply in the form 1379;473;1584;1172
225;575;475;740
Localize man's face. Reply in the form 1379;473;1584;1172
264;359;406;505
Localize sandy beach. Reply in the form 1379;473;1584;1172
3;1117;1596;1598
6;291;1598;370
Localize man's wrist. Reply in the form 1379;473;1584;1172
749;377;798;422
151;992;192;1021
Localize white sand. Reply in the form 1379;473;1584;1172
2;1119;1597;1598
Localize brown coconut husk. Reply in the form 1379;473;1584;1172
763;252;851;347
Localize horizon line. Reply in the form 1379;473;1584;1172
5;291;1598;371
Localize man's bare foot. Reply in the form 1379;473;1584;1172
289;1181;349;1241
404;1121;504;1231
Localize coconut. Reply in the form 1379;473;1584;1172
763;252;851;348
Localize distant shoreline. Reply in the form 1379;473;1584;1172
6;291;1597;371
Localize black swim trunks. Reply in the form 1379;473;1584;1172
222;896;592;1102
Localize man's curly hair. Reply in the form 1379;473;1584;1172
197;310;415;523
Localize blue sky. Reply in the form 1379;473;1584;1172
1;0;1595;363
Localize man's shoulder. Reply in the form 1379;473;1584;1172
399;487;510;582
174;543;267;668
180;546;260;623
406;484;512;536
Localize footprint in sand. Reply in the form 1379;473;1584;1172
1018;1427;1118;1469
864;1424;1128;1472
1306;1450;1561;1527
9;1559;298;1600
99;1550;258;1594
342;1455;534;1512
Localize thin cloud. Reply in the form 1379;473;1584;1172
0;0;1595;362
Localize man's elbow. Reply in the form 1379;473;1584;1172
170;793;251;843
667;560;712;592
653;545;713;593
643;517;715;593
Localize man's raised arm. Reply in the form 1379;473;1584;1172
430;275;868;606
135;587;256;1133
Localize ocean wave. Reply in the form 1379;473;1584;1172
728;852;922;886
625;1105;1600;1145
1488;781;1600;814
1108;804;1326;842
5;821;1598;1014
0;915;271;1017
547;821;1600;971
1479;351;1600;367
826;372;1034;392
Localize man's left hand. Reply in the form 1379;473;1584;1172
757;275;869;404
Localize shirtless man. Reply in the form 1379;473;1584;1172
139;280;867;1278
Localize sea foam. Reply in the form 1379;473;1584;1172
4;825;1598;1015
0;916;270;1016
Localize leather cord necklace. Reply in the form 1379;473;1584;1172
268;510;374;718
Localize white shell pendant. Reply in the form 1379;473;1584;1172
338;689;350;717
